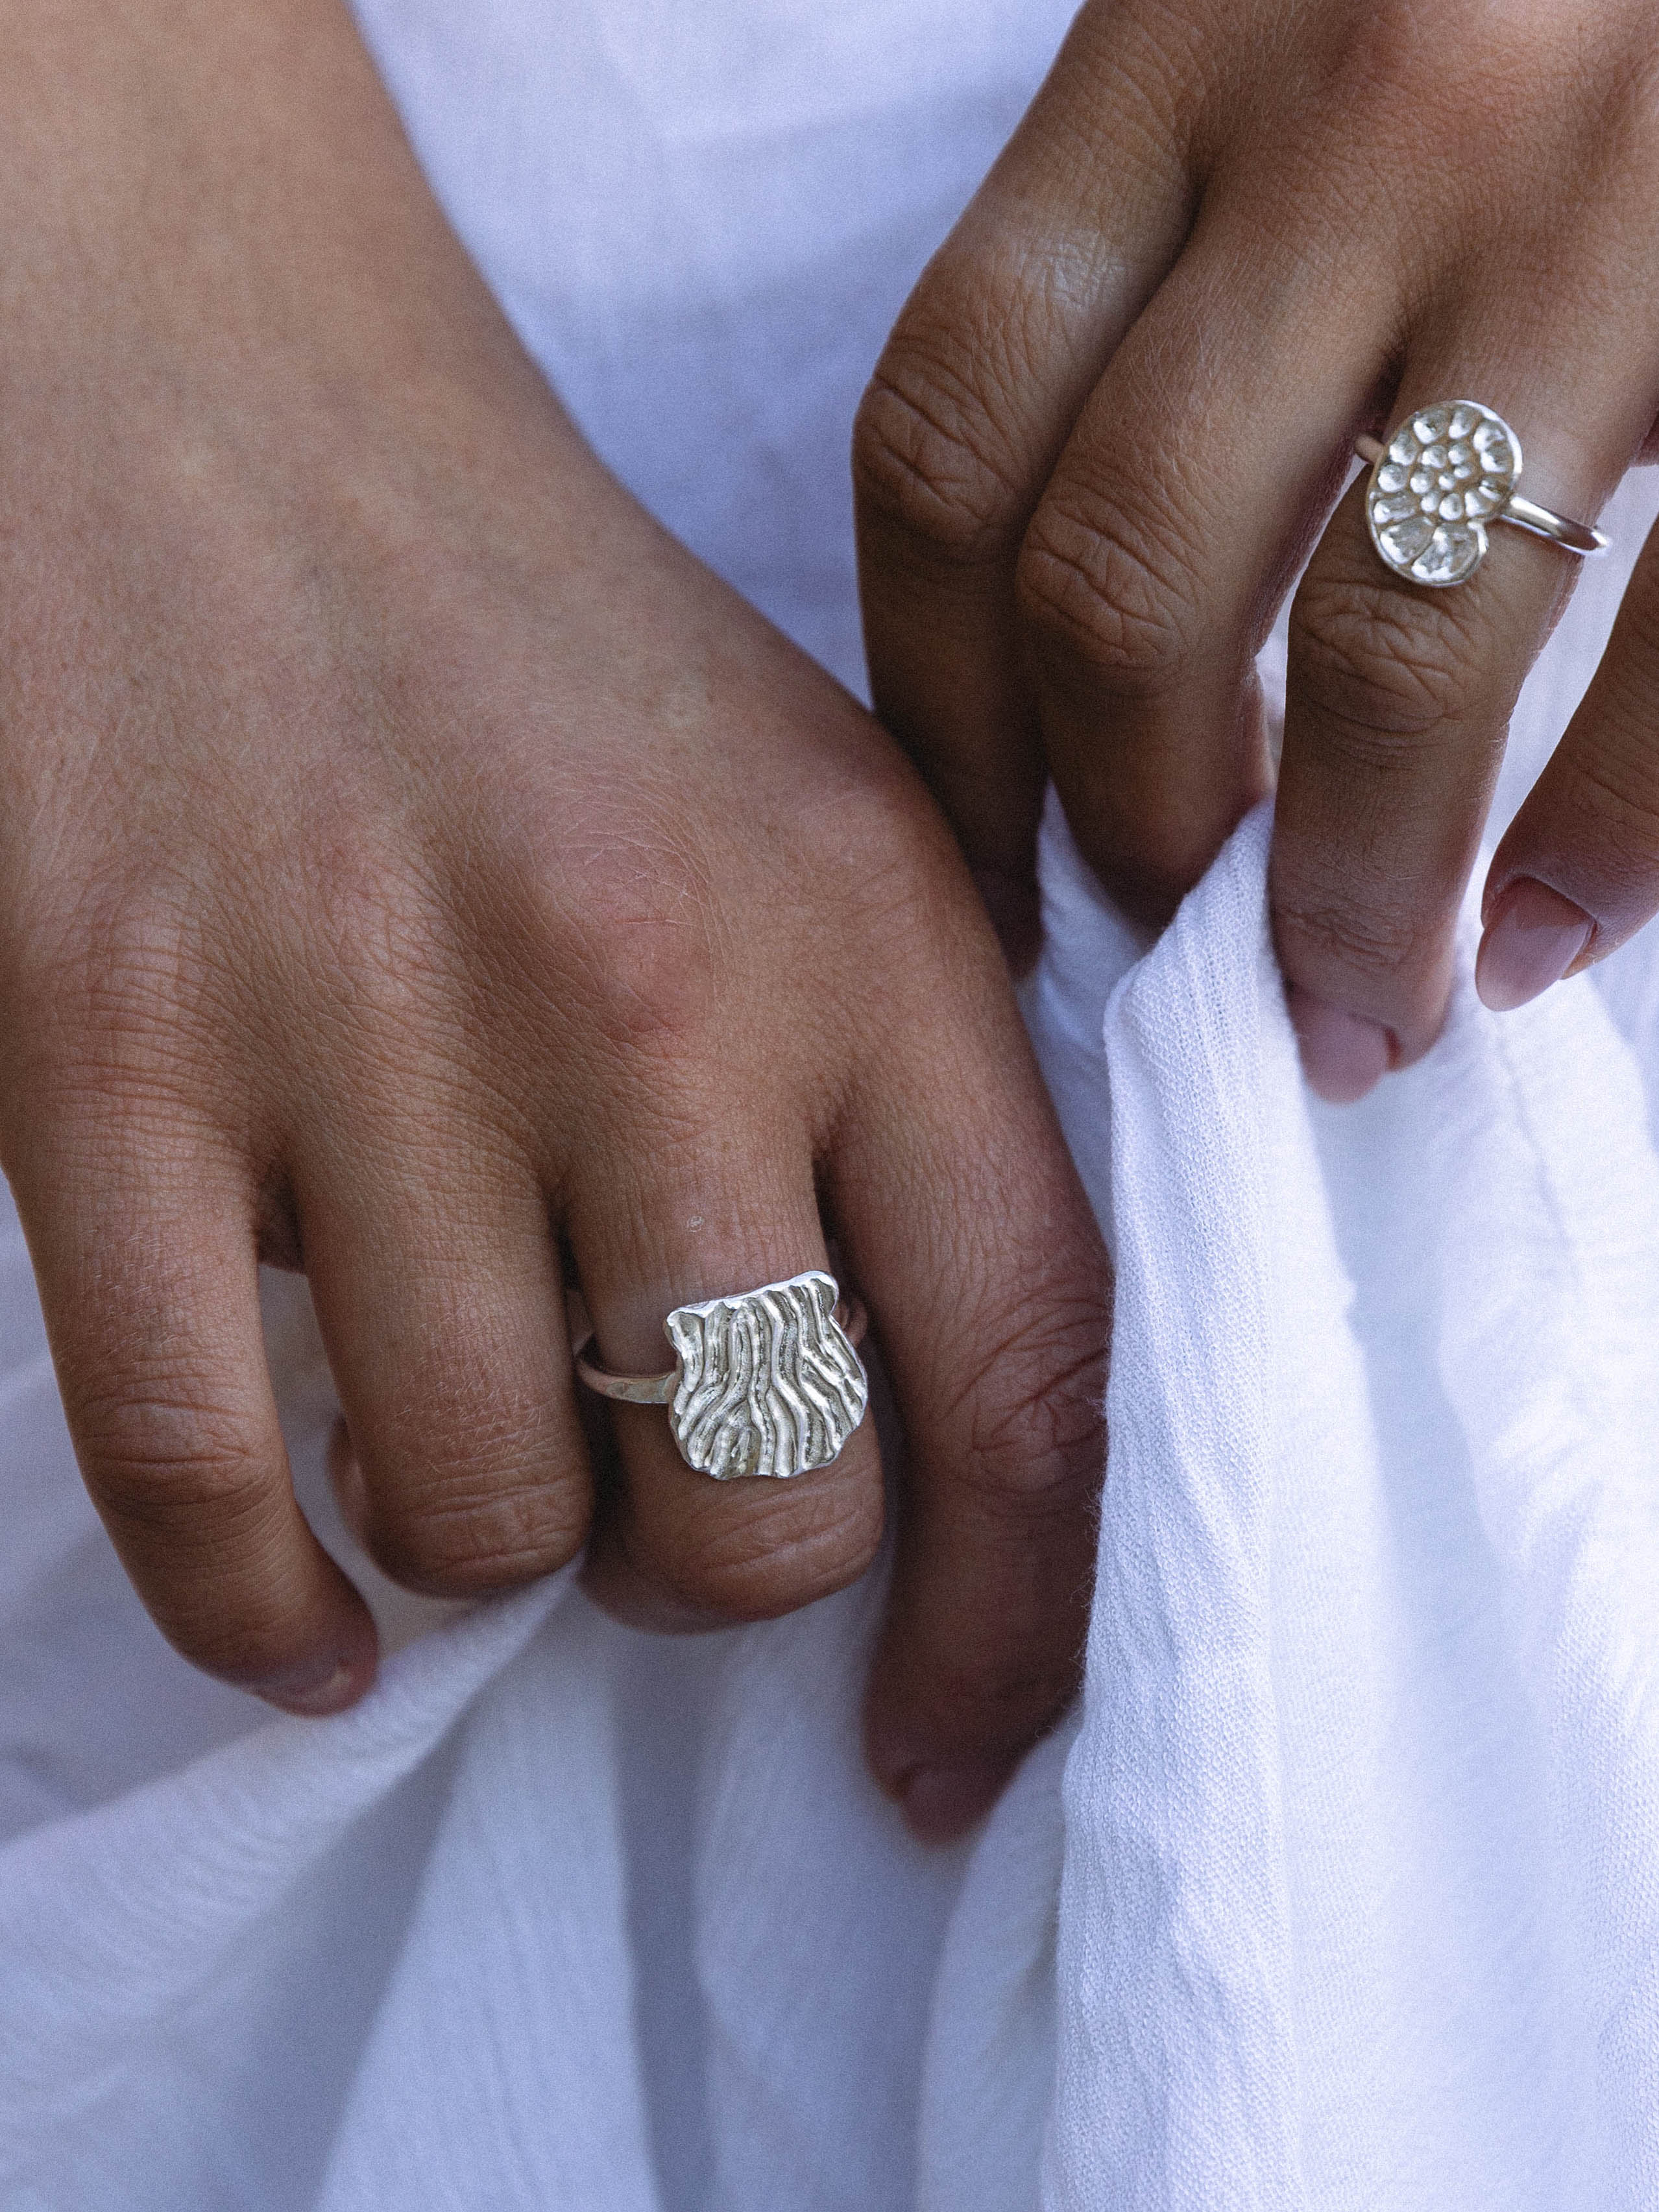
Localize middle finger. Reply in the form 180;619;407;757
1015;193;1388;926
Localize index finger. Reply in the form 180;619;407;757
853;3;1193;960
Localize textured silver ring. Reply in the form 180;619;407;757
570;1269;869;1480
1356;401;1608;588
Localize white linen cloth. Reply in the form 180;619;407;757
3;4;1659;2204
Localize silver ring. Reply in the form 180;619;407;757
1355;401;1608;588
569;1268;869;1480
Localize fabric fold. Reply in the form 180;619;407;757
1044;793;1659;2211
317;1592;662;2211
0;1577;566;2206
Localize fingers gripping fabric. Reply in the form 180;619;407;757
10;758;1659;2208
6;723;1659;2210
3;6;1659;2207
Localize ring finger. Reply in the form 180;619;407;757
568;1115;885;1631
1274;306;1645;1099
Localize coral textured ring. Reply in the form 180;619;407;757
1355;402;1608;588
569;1269;869;1480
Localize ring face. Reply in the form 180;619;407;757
662;1269;869;1480
1364;400;1520;587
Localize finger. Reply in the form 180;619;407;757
1016;199;1387;926
570;1118;885;1631
1479;512;1659;1007
1276;354;1634;1099
12;1122;375;1711
853;4;1194;960
834;936;1111;1844
297;1127;590;1599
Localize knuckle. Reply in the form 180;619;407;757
953;1281;1110;1516
853;327;1029;567
537;824;719;1062
370;1469;587;1596
1325;0;1459;123
1290;571;1480;756
76;1376;272;1524
1324;0;1593;165
803;769;954;949
1274;885;1436;988
19;881;219;1111
1015;484;1196;696
583;911;715;1063
662;1475;884;1622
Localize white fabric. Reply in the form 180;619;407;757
4;4;1659;2205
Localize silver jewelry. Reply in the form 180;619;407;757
1356;401;1607;588
570;1269;869;1480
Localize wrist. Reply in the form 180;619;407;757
0;0;603;607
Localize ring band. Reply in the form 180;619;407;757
570;1269;869;1480
1355;401;1608;588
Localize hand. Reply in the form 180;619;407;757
855;0;1659;1098
0;0;1108;1839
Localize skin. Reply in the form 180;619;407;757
856;0;1659;1102
0;0;1112;1842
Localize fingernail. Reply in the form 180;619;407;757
264;1657;365;1718
1477;878;1593;1013
897;1758;1011;1844
1285;983;1393;1104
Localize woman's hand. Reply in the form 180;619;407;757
0;0;1108;1840
856;0;1659;1098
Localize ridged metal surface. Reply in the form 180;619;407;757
664;1270;868;1479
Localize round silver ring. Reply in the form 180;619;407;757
569;1268;869;1480
1355;400;1608;588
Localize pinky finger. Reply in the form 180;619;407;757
12;1125;376;1713
1480;521;1659;1011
